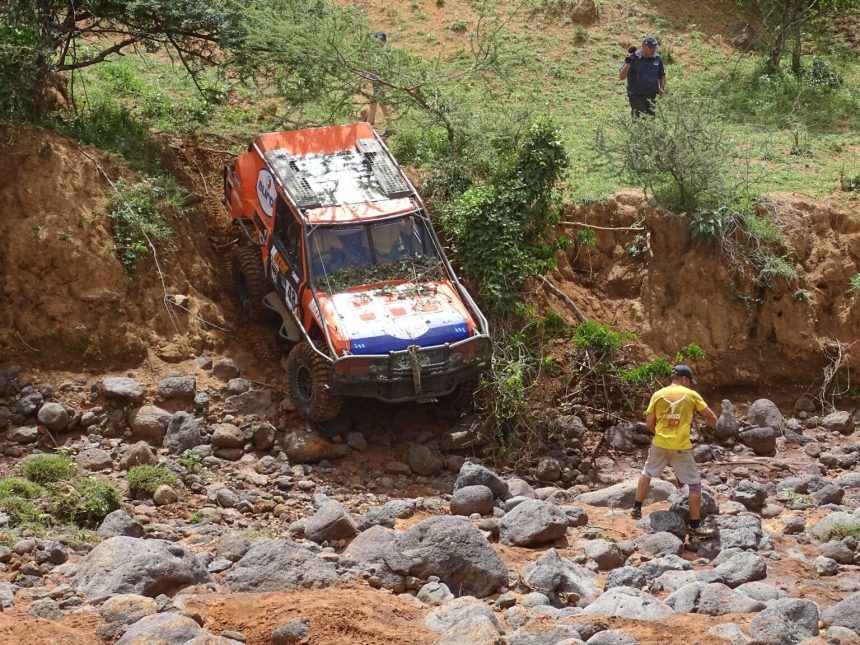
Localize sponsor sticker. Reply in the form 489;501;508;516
256;168;277;217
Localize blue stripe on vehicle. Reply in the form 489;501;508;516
349;323;470;355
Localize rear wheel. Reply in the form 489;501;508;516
285;342;342;421
231;246;269;321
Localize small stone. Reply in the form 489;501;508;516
212;359;240;381
119;441;157;471
37;402;69;432
271;617;309;645
102;377;145;403
28;597;61;620
8;426;39;444
76;447;113;471
815;556;839;576
153;485;178;506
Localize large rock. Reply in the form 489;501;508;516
102;377;145;404
450;485;494;516
343;525;405;592
224;538;337;592
163;412;205;454
748;598;819;644
74;537;212;597
8;426;38;444
637;510;687;539
714;551;767;587
118;441;157;471
738;426;778;456
357;499;417;530
117;613;201;645
714;400;739;440
811;512;860;542
522;548;600;607
744;399;784;433
665;581;704;613
697;582;765;616
821;591;860;632
581;586;674;621
582;539;625;570
97;510;144;539
454;462;510;500
304;500;358;543
128;405;171;443
37;402;69;432
157;376;196;400
407;444;443;476
731;479;767;511
668;488;718;521
634;532;684;559
499;499;569;547
425;596;504;635
821;410;854;435
575;480;675;508
211;423;244;449
384;516;508;598
76;447;113;471
99;594;158;625
604;566;647;591
282;429;350;463
692;513;769;559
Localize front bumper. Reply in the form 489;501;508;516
329;335;491;402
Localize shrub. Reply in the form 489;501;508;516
449;19;468;32
850;273;860;295
676;343;706;362
126;465;177;497
595;92;734;211
178;450;203;474
620;356;673;385
0;477;43;500
20;455;78;484
48;478;123;528
818;522;860;543
572;321;633;363
0;496;42;527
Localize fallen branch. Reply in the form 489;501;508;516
537;276;586;322
16;331;39;352
562;220;645;232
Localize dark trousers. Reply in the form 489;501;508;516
629;94;657;117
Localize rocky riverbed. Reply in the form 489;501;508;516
0;359;859;645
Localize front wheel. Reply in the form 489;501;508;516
231;245;270;322
284;342;342;422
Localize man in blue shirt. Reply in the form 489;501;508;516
619;35;666;117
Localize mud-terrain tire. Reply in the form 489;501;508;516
443;377;481;416
285;342;342;422
231;246;270;322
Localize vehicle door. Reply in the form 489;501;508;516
267;196;306;317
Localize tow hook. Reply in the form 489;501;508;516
407;344;422;395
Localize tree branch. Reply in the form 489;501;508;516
56;37;140;71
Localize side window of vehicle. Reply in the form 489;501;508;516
275;197;304;280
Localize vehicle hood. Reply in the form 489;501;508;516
318;280;474;355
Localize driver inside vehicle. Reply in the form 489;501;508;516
311;227;370;275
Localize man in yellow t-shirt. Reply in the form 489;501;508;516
632;365;717;538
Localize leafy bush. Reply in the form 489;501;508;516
0;477;43;500
108;177;187;276
20;455;78;484
0;496;42;527
690;207;736;245
676;343;706;362
620;356;673;385
178;450;203;474
850;273;860;295
818;522;860;543
48;478;123;528
807;58;842;90
572;321;633;363
442;117;569;311
595;92;734;211
449;19;468;32
127;465;177;497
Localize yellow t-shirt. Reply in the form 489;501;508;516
646;384;708;450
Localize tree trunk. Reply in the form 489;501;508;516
791;26;802;76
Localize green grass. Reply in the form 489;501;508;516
819;522;860;543
48;478;123;528
850;273;860;295
126;465;177;497
19;455;78;484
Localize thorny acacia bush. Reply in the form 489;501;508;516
442;118;569;312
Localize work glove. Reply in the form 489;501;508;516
624;54;635;66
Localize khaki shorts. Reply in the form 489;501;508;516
642;446;700;484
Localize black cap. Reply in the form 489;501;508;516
643;35;658;47
373;31;387;44
672;364;696;384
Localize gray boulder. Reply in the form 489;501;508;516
507;478;537;499
28;598;61;620
582;539;624;570
714;400;739;440
668;488;718;521
522;548;600;607
118;441;157;471
117;613;201;645
407;444;443;476
735;582;788;603
163;412;205;454
271;618;309;645
697;582;765;616
304;500;358;543
157;376;196;400
8;426;38;444
282;429;350;463
454;462;510;500
357;499;417;530
581;586;674;621
343;525;405;592
692;513;769;559
99;594;158;625
749;598;819;644
714;551;767;587
811;483;844;506
74;537;212;597
425;595;504;635
586;629;638;645
76;447;113;471
499;499;569;546
224;538;337;592
819;541;854;565
744;399;784;433
97;510;144;539
211;423;244;449
634;532;683;559
212;358;240;380
822;591;860;632
129;405;171;443
224;388;278;417
821;410;854;435
637;510;687;539
731;479;767;511
450;485;494;516
102;377;145;404
811;512;860;542
384;516;508;598
739;426;778;456
665;582;704;613
575;480;675;508
636;555;691;580
604;566;647;591
37;402;69;432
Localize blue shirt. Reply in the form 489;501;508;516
626;53;665;97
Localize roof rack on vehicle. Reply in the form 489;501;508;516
265;149;320;208
356;138;412;197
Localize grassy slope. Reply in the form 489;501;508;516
66;0;859;200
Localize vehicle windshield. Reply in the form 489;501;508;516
309;215;442;292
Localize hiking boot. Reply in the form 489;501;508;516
379;129;392;138
687;523;716;539
630;507;642;520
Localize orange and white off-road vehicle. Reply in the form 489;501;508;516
223;123;491;421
